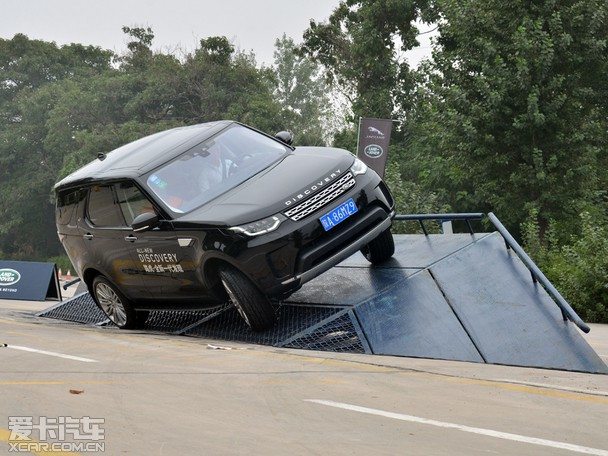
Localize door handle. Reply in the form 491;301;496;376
124;235;138;242
83;233;94;240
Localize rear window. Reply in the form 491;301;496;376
56;188;85;225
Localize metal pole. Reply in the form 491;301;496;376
487;212;590;333
355;116;362;156
394;213;484;221
62;277;82;290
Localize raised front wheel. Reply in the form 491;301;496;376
360;228;395;265
218;266;275;332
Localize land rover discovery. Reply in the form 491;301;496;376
55;121;395;331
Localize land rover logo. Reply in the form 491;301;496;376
364;144;383;158
0;268;20;286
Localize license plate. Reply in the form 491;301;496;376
319;198;358;231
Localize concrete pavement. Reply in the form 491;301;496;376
1;297;607;455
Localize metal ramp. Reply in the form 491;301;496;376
38;213;608;374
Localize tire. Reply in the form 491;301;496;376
361;228;395;265
91;275;138;329
218;266;275;331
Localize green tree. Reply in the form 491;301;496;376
0;29;287;261
121;26;154;67
409;0;608;239
523;208;608;322
272;35;331;145
301;0;435;120
0;35;114;259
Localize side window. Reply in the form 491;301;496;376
87;185;126;227
115;182;156;226
56;188;85;225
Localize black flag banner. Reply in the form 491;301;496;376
356;117;393;178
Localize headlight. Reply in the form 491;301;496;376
230;214;286;236
350;157;368;176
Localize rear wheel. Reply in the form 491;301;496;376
218;266;275;331
361;228;395;264
91;276;138;329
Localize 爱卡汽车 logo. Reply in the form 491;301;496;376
0;268;21;286
364;144;384;158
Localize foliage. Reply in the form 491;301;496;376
303;0;608;321
48;255;75;274
0;35;115;260
408;0;608;240
523;209;608;322
301;0;435;120
2;4;608;322
384;148;451;234
272;35;331;145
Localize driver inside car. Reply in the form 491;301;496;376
196;141;227;193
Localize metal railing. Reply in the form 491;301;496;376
62;277;82;290
393;213;484;235
393;211;590;333
487;212;590;333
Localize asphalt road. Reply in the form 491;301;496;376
1;297;607;455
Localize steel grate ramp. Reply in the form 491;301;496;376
37;292;368;354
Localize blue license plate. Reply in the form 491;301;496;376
319;198;358;231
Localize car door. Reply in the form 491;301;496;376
114;181;204;301
82;184;144;300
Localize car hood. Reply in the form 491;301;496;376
173;147;356;227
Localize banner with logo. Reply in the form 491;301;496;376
356;117;393;178
0;261;62;301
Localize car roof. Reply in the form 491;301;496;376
55;120;232;190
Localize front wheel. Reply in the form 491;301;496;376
218;266;275;332
361;228;395;264
91;276;138;329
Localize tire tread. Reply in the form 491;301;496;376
362;228;395;264
219;266;275;331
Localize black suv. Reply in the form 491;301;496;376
55;121;395;330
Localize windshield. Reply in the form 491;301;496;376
145;125;289;213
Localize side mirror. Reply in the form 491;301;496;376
132;212;159;233
275;131;293;146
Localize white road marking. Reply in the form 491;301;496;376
305;399;608;456
5;345;97;363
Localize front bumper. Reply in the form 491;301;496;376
230;171;395;297
291;209;393;285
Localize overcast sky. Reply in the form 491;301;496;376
1;0;435;66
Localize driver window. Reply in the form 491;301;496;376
115;182;156;226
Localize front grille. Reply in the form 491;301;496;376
284;172;356;221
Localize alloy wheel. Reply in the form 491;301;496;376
95;282;127;326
